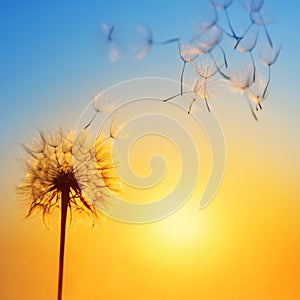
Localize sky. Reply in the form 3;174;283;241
0;0;300;299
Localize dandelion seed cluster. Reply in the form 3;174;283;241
18;130;121;225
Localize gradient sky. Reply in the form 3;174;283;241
0;1;300;299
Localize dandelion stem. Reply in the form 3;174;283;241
209;52;230;80
250;51;256;82
84;111;98;129
262;66;271;99
259;12;273;48
218;44;228;68
57;187;69;300
154;37;179;45
245;94;258;121
180;61;187;96
163;91;192;102
188;98;196;114
225;8;236;40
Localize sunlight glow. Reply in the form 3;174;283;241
156;208;203;246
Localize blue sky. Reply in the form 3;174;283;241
0;0;299;202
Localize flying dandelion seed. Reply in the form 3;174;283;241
242;0;274;48
128;25;179;60
246;73;268;110
99;23;121;62
163;75;217;114
236;26;259;82
227;65;259;120
240;0;265;13
193;3;219;37
18;129;121;300
84;92;116;129
191;24;228;71
193;58;219;79
193;24;223;51
178;40;202;95
259;41;282;99
192;24;229;80
234;0;264;49
189;78;212;113
209;0;243;46
193;59;219;112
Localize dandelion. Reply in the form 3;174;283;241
18;129;121;300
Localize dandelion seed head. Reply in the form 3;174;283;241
18;129;121;225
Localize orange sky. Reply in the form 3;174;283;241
1;96;300;300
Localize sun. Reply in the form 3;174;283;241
153;203;205;248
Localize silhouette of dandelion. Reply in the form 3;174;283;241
18;129;121;300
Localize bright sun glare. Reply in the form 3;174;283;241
155;205;204;247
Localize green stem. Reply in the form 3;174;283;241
57;187;69;300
